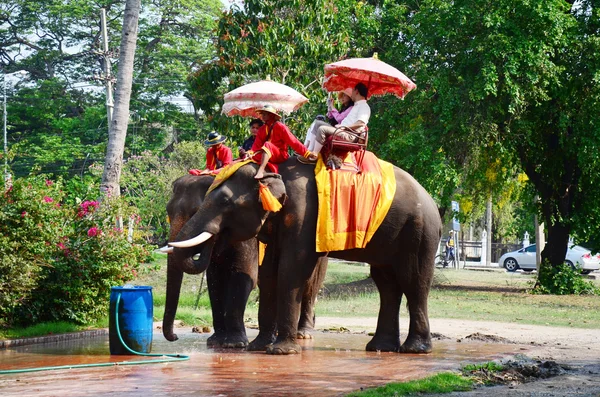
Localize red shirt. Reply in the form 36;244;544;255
251;121;310;161
205;144;233;170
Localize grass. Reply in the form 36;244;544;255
316;266;600;329
325;261;370;284
348;361;509;396
347;372;473;396
0;320;106;340
4;256;600;339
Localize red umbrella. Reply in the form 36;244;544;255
323;54;416;99
221;79;308;118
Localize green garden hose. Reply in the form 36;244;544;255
0;293;189;375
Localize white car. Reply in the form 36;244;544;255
499;244;600;274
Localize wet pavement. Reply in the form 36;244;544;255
0;329;529;396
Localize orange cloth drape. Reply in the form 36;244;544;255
314;151;396;252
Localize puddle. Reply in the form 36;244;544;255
0;329;529;396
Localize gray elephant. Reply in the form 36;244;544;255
169;159;441;354
163;174;326;347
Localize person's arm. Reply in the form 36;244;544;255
339;102;370;131
205;148;215;170
279;123;312;158
250;126;267;153
221;146;233;167
337;120;366;131
330;106;353;124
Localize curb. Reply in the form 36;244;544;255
0;329;108;350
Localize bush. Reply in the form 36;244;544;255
89;141;206;244
0;175;149;327
532;261;600;295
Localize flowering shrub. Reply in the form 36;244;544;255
89;141;206;244
0;176;149;327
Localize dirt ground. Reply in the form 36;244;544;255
316;316;600;396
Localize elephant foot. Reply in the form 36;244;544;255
247;333;276;352
266;339;302;355
399;334;432;354
163;331;179;342
206;332;226;348
222;333;249;349
296;328;314;339
366;334;401;352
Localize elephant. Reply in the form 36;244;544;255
163;174;327;347
168;159;442;354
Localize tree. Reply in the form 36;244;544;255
1;0;221;176
100;0;140;196
189;0;373;144
389;0;600;274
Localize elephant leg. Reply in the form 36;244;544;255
222;270;254;348
163;262;184;342
297;256;327;339
366;265;402;352
399;263;433;354
267;248;319;355
206;264;227;348
247;246;278;351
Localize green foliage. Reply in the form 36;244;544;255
532;262;600;296
347;372;472;396
189;0;372;143
1;0;220;177
462;361;504;373
89;141;206;243
0;321;96;340
387;0;600;261
0;175;149;327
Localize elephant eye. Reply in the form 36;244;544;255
217;187;234;206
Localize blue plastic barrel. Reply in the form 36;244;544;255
109;286;153;355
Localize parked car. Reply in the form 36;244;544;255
499;244;600;274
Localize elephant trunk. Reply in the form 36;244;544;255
171;237;216;275
163;258;184;341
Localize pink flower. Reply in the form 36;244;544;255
87;227;100;237
43;196;54;203
45;180;53;186
57;242;66;250
21;211;27;217
78;200;100;217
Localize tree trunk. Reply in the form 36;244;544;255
100;0;141;196
541;222;570;267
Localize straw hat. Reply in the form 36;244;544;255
256;105;282;120
341;87;353;98
204;131;227;146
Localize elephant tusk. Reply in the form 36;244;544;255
169;231;214;248
159;245;174;254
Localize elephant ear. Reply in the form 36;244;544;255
258;173;287;212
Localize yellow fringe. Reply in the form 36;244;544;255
259;183;282;212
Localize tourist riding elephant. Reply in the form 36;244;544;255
163;174;326;347
169;158;442;355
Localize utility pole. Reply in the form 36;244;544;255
99;8;115;124
535;195;545;270
485;195;492;266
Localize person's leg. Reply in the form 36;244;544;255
254;150;271;179
312;122;336;156
305;121;316;150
